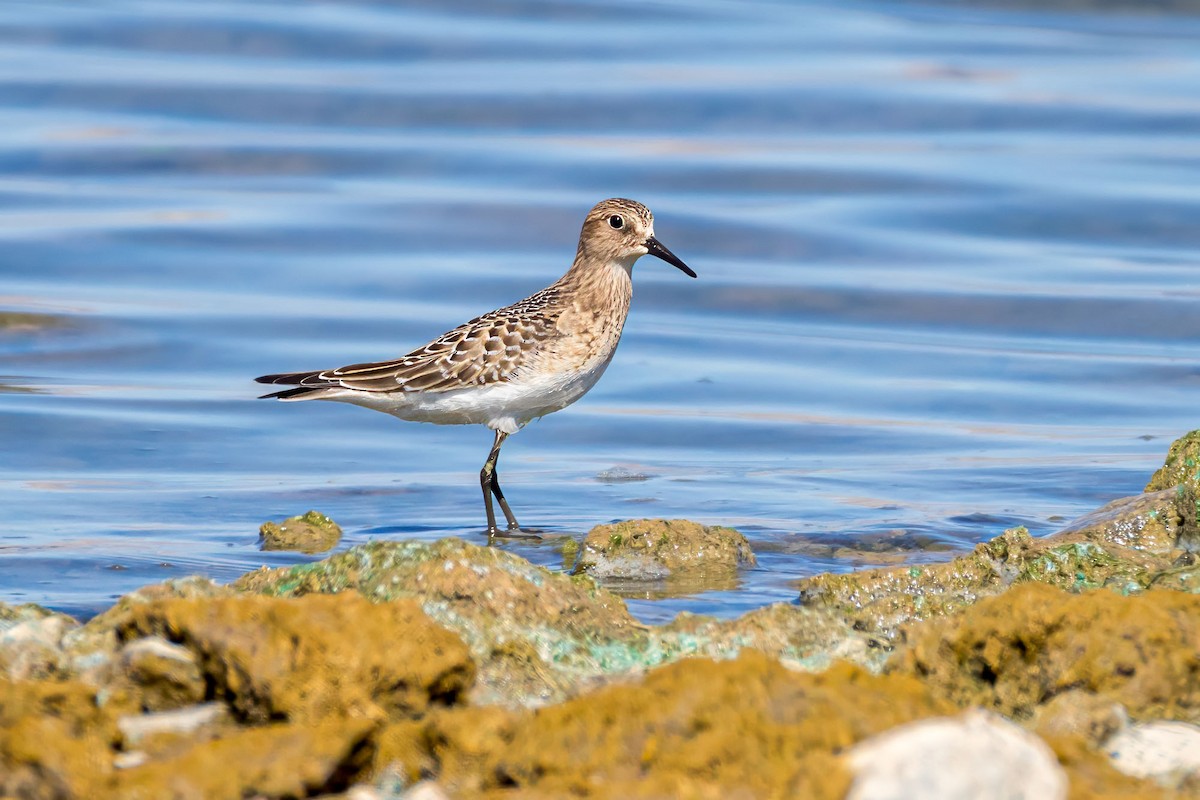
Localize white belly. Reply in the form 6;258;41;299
322;351;616;434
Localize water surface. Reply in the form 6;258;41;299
2;0;1199;622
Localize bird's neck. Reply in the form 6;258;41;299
564;251;632;296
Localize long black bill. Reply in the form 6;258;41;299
645;236;697;278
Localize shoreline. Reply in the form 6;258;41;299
3;432;1199;798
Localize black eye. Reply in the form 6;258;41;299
608;215;624;229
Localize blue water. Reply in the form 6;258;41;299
2;0;1199;623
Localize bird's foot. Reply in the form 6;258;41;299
486;525;544;540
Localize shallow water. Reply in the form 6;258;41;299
2;0;1199;622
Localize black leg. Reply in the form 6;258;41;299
480;430;520;535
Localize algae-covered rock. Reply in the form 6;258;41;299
119;593;473;724
795;527;1029;639
845;711;1067;800
1146;430;1200;493
796;506;1197;642
258;510;343;554
1033;690;1125;747
572;518;756;590
111;637;206;712
117;717;376;800
1056;489;1185;554
117;702;227;750
893;582;1200;722
655;602;886;674
0;603;78;680
0;679;117;799
426;652;949;799
234;539;639;707
231;538;880;708
64;576;231;679
0;311;71;333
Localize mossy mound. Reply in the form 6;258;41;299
0;679;117;799
572;518;756;593
117;718;376;800
258;510;342;554
1145;429;1200;493
656;602;884;674
423;652;949;799
231;538;880;707
893;582;1200;722
233;539;640;706
797;505;1195;643
119;593;473;724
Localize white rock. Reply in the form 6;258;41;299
402;781;451;800
117;702;225;745
1106;721;1200;784
846;710;1067;800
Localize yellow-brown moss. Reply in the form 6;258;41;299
894;582;1200;721
1043;734;1167;800
573;519;756;587
233;539;639;707
117;718;376;800
0;679;117;799
119;593;474;724
422;652;949;799
258;510;343;554
1145;430;1200;493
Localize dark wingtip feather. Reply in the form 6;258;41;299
255;372;311;385
258;386;320;400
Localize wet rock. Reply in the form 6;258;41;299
1106;721;1200;786
0;603;78;680
112;636;205;712
1055;489;1185;554
117;717;376;800
233;539;638;707
119;593;473;724
572;518;756;587
0;310;71;333
426;652;948;799
595;466;652;483
64;576;231;678
845;711;1067;800
796;506;1196;641
893;582;1200;721
1145;429;1200;493
259;510;343;554
1148;554;1200;593
117;702;226;748
232;538;876;708
399;781;451;800
772;530;956;567
1032;690;1125;746
655;602;885;673
795;527;1030;639
0;678;117;799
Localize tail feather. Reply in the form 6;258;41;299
258;386;322;400
255;370;336;400
255;371;320;386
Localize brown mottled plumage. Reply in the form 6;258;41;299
256;198;695;535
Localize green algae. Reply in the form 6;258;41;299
232;537;879;708
796;477;1199;641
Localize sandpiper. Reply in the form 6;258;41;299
256;198;695;536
